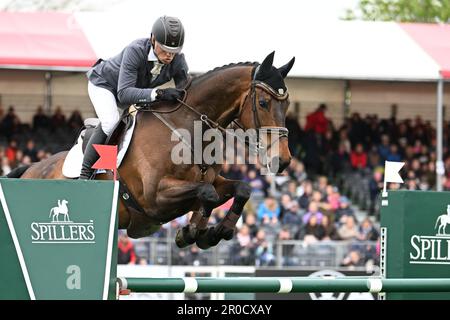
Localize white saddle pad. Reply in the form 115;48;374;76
62;115;137;178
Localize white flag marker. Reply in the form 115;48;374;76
383;161;405;197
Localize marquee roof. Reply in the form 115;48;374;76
0;11;449;81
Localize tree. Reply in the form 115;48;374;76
343;0;450;23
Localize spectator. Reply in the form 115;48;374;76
244;169;267;199
1;106;21;139
233;224;255;265
348;112;367;146
340;250;365;269
279;194;293;219
378;134;390;163
302;214;326;243
368;171;383;213
361;242;379;265
182;245;206;266
321;215;340;241
386;144;402;162
253;229;275;266
302;201;324;225
1;157;11;175
298;180;313;209
305;103;329;135
337;215;359;240
326;185;340;212
23;139;38;162
288;158;307;183
281;200;303;228
51;106;66;131
33;106;50;131
257;197;280;223
118;231;137;265
278;227;296;266
311;190;331;215
244;214;259;238
285;112;303;157
329;142;351;178
350;143;367;170
67;110;84;130
335;196;356;226
357;218;379;241
5;139;18;164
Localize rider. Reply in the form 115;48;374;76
80;15;188;179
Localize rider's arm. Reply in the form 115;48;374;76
172;53;189;89
117;45;155;106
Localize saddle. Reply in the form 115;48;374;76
82;111;134;153
62;110;136;179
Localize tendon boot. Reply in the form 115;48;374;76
79;125;107;180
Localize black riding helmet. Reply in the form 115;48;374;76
151;16;185;54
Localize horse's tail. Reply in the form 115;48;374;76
435;215;442;229
49;208;55;218
4;165;31;178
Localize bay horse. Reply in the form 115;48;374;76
12;51;294;249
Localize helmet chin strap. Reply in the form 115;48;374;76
150;37;167;64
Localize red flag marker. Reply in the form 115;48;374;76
92;144;118;181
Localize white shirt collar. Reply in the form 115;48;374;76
148;46;158;62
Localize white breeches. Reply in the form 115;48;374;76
87;81;120;135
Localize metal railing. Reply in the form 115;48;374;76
129;237;379;270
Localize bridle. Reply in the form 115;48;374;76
233;78;290;153
135;67;290;177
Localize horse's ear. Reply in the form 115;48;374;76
278;57;295;79
258;51;275;77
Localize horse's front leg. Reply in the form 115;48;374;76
196;175;251;249
155;176;220;248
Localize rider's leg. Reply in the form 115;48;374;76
79;124;107;179
79;82;120;180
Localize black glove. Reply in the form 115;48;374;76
155;88;184;102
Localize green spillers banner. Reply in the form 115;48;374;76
381;190;450;300
0;179;118;300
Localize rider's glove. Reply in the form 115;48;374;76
155;88;184;102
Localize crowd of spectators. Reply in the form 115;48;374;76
154;104;444;269
1;102;444;271
0;105;84;175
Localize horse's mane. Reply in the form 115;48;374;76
190;61;258;85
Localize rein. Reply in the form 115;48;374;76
135;71;290;178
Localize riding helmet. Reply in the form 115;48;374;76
151;16;185;54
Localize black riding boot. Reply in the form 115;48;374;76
79;125;108;180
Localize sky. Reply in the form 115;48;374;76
0;0;359;20
96;0;360;67
109;0;359;20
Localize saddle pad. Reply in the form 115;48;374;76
62;114;137;178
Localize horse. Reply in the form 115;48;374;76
10;51;295;249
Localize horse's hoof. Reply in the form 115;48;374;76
195;229;213;250
221;228;234;241
197;184;220;204
215;223;234;241
175;226;196;248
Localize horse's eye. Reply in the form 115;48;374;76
259;99;268;109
